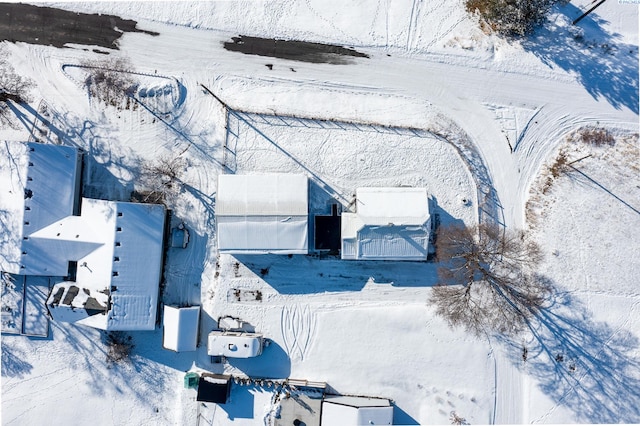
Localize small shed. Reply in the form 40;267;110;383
321;395;394;426
163;305;200;352
207;330;264;358
196;373;232;404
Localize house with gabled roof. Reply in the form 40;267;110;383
0;141;166;331
341;187;431;261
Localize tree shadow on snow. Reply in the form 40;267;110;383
565;165;640;216
1;341;33;378
7;100;141;201
522;3;639;113
499;287;640;423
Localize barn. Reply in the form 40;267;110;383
216;174;308;254
341;187;431;261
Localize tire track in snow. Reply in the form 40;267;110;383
405;0;418;51
303;0;356;44
280;304;316;362
425;15;467;51
512;104;635;227
493;349;524;424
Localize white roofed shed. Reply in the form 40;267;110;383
321;395;394;425
163;305;200;352
216;174;308;254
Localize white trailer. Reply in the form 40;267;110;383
207;330;264;358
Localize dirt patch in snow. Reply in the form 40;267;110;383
223;35;369;64
0;3;158;50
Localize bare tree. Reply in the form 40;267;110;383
0;49;35;128
103;331;134;367
132;155;186;205
429;224;551;336
466;0;556;36
82;57;136;107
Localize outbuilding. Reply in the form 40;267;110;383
341;187;431;261
321;395;394;425
162;305;200;352
196;373;232;404
216;174;308;254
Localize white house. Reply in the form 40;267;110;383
0;141;166;331
216;174;308;254
162;305;200;352
341;187;431;261
321;395;394;425
207;330;264;358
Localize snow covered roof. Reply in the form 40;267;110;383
0;141;81;274
217;174;308;254
349;187;430;226
217;174;308;216
47;199;166;331
321;395;393;425
341;187;431;261
163;305;200;352
207;330;264;358
0;141;165;331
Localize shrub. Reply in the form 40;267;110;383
104;331;134;366
133;155;186;206
466;0;556;36
82;57;136;107
574;127;615;146
549;150;569;178
0;48;35;128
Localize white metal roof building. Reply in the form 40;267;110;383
1;141;166;331
321;395;394;425
0;141;82;274
162;305;200;352
216;174;308;254
341;187;431;261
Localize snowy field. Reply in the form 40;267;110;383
1;1;639;425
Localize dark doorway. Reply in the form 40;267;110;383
314;204;341;253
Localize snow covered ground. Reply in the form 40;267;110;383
2;1;639;425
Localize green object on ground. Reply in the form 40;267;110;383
184;372;199;389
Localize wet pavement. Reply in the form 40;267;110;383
0;3;157;50
223;35;369;64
